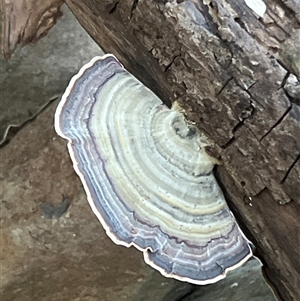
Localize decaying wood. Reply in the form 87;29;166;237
59;1;300;300
2;0;299;300
1;0;64;58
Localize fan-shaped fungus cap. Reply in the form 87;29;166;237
54;55;252;284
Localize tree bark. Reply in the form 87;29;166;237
63;1;300;300
3;0;299;300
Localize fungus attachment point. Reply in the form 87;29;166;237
55;55;252;284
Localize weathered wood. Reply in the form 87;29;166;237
62;1;299;300
2;0;299;300
1;0;64;58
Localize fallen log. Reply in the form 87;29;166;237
2;0;299;300
58;1;300;300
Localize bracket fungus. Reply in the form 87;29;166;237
55;54;252;284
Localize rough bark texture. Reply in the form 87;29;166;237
63;1;299;300
1;0;299;300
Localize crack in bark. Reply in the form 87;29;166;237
220;121;243;149
243;92;264;111
220;94;255;149
281;153;300;184
246;80;258;91
234;17;247;31
213;51;232;69
280;71;290;89
259;105;292;142
216;77;233;95
108;1;119;14
220;102;256;149
164;55;179;73
130;0;139;20
259;12;290;36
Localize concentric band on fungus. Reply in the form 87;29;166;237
54;54;252;284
